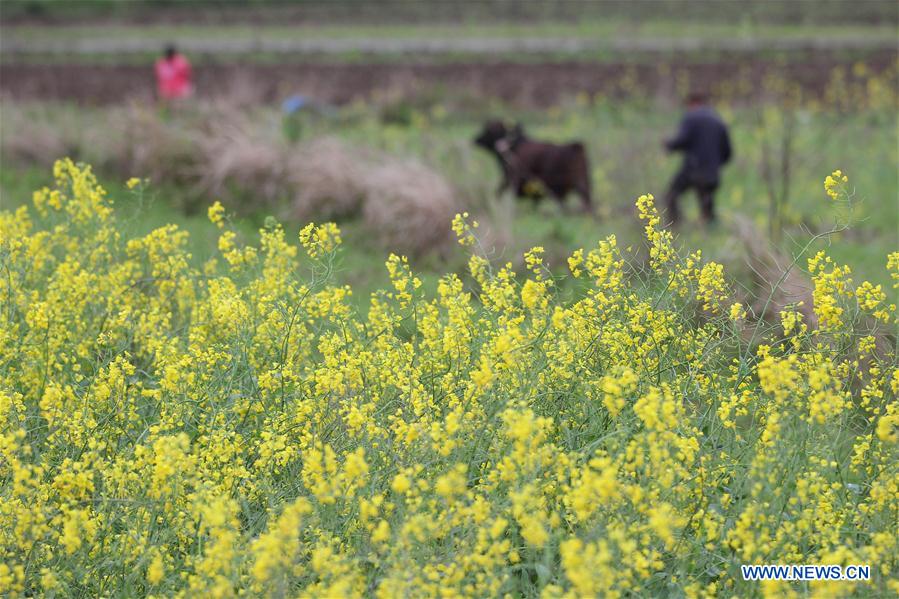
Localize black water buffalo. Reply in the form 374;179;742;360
474;120;593;213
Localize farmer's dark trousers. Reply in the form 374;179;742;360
665;168;718;225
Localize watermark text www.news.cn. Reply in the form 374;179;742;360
741;564;870;581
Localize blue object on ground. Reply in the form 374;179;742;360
282;95;308;114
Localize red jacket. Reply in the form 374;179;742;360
155;54;193;100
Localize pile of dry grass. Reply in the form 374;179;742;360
733;215;817;327
1;100;463;256
363;159;458;256
114;104;202;185
196;121;291;207
1;102;94;167
3;119;73;166
286;139;460;256
287;138;369;220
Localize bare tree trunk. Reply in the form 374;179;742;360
758;108;796;245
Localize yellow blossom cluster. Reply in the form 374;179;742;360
298;221;342;258
0;161;896;597
824;169;849;201
451;211;480;247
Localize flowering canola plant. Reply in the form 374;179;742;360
0;160;897;598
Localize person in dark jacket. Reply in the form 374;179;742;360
663;93;732;225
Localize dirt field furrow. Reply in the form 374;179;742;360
2;54;895;107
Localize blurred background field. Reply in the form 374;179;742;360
1;0;897;306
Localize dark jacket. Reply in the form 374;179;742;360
666;106;732;187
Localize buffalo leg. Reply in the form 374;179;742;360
574;183;593;214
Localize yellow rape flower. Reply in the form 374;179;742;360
207;200;226;228
824;169;848;200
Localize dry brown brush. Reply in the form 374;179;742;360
1;100;462;255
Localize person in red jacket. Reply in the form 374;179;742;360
155;44;193;101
